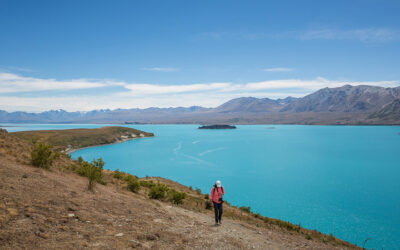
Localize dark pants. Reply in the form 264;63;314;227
213;202;223;223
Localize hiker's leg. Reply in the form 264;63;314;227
218;203;223;222
213;202;218;223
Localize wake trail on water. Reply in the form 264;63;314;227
173;141;214;166
198;147;225;156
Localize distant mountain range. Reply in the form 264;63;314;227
1;85;400;125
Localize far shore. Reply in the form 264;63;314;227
65;136;153;154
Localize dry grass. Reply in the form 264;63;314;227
11;126;154;152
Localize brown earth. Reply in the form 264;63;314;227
0;129;359;249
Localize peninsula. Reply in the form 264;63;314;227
11;126;154;153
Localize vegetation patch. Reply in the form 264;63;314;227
31;143;56;169
148;182;169;200
76;157;105;190
168;189;186;205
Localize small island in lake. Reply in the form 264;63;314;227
198;124;237;129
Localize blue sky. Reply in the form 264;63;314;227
1;0;400;111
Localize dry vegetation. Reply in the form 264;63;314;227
12;126;154;152
0;128;360;249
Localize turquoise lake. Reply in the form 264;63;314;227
2;124;400;249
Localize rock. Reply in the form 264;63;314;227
145;234;158;241
60;225;70;231
129;239;141;247
115;233;124;237
67;213;75;217
37;232;49;239
7;208;18;216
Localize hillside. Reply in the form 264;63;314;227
1;84;399;125
11;126;154;153
0;129;359;249
281;85;400;113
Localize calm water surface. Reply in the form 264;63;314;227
3;124;400;249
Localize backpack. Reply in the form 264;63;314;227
212;185;224;202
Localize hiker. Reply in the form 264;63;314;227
210;180;225;225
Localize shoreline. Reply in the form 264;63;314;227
65;136;153;154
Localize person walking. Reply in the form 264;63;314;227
210;180;225;225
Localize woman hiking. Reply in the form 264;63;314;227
210;180;225;225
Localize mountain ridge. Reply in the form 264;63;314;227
1;85;399;125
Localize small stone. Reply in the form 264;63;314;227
25;207;36;213
38;232;49;239
115;233;124;237
68;213;75;217
129;239;141;247
7;208;18;216
22;174;28;178
258;231;262;234
60;225;70;231
145;234;158;241
86;221;91;223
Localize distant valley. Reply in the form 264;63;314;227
1;84;400;125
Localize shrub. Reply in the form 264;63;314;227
254;213;262;219
205;200;212;210
76;158;104;190
113;169;124;179
305;234;312;240
239;206;251;213
204;193;209;200
127;178;140;193
123;174;134;182
195;187;202;195
169;189;186;205
148;182;169;200
139;180;155;188
31;143;54;169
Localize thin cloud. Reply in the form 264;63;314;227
0;72;106;93
0;72;399;112
298;28;400;43
141;67;179;72
264;67;293;72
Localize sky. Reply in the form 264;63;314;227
1;0;400;112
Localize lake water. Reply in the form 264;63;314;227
3;124;400;249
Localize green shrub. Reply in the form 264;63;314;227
113;169;124;179
195;187;202;195
169;189;186;205
204;193;209;199
127;178;140;193
139;180;155;188
205;200;212;210
148;182;169;200
76;158;104;190
239;206;251;213
305;234;312;240
123;174;134;182
31;143;54;169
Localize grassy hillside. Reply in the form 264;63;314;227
11;126;154;152
0;128;359;249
